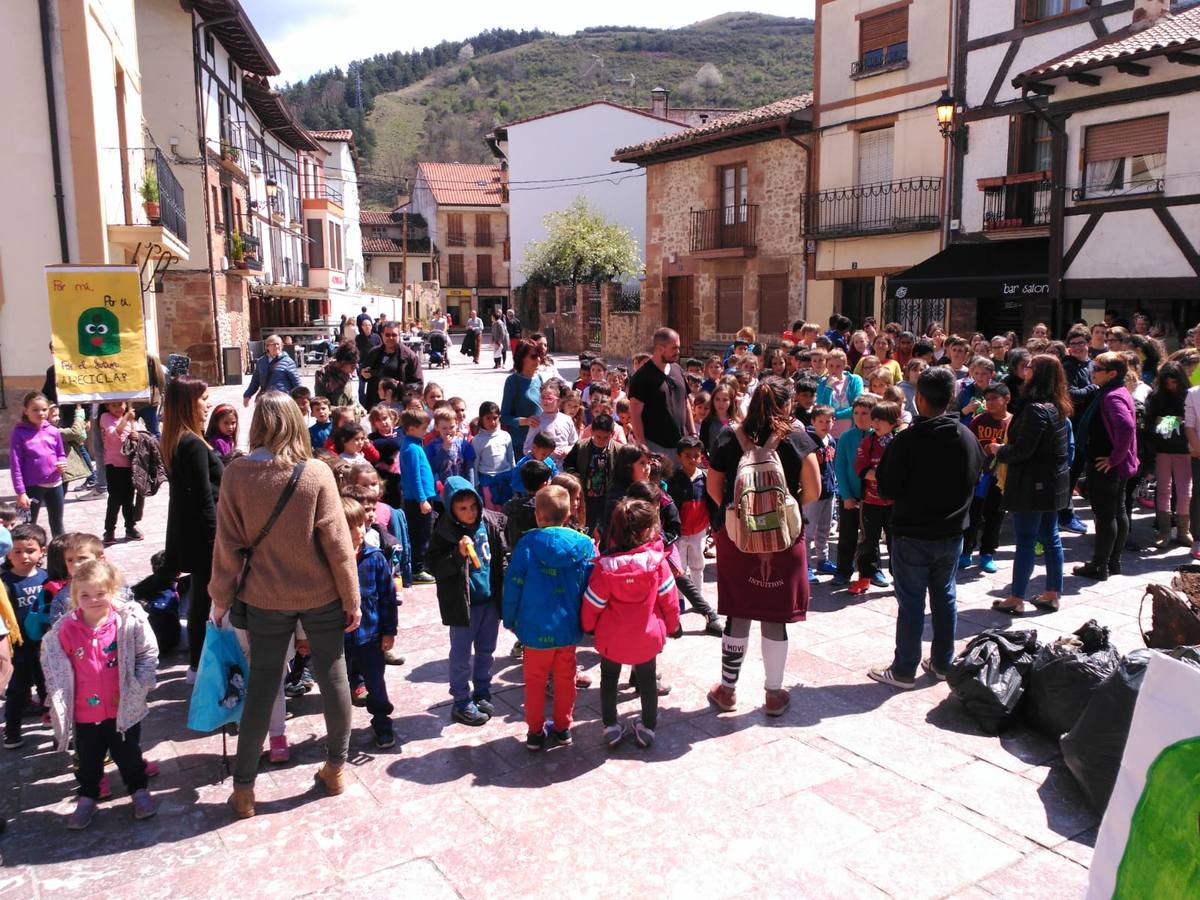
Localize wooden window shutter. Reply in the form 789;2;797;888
861;8;908;53
477;254;493;287
447;213;464;246
448;254;464;286
1085;115;1168;163
717;277;744;335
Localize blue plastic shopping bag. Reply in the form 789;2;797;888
187;621;248;732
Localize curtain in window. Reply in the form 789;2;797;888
1084;158;1121;193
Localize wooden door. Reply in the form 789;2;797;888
667;276;698;355
758;274;789;338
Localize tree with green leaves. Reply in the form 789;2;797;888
521;197;643;285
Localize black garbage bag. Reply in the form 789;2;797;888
1024;619;1120;740
1062;646;1200;813
1061;649;1151;812
947;629;1041;734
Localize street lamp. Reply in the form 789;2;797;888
935;89;968;151
265;176;278;199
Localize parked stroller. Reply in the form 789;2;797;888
427;331;450;368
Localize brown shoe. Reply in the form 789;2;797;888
764;688;790;717
314;763;345;795
707;683;737;712
228;786;255;819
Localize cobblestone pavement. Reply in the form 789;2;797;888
0;348;1181;898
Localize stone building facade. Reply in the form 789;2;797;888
614;96;813;358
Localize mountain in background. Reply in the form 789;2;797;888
283;13;815;208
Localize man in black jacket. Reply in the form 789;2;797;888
870;367;985;690
1060;326;1097;534
360;321;423;407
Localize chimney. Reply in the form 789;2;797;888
651;87;669;119
1132;0;1169;29
394;192;410;209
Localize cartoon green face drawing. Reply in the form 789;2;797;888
78;308;120;356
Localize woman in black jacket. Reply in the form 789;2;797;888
1145;361;1190;547
161;376;223;676
990;355;1072;614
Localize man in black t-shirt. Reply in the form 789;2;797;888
628;327;694;464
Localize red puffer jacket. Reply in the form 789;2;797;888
582;539;680;665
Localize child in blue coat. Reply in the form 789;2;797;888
343;497;398;748
503;486;596;750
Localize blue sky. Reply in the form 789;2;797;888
240;1;818;84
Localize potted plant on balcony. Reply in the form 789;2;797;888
230;229;246;269
139;167;160;222
220;139;239;164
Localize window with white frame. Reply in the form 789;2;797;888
1082;114;1167;198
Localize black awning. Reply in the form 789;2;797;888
887;238;1049;300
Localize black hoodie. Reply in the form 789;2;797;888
876;414;985;540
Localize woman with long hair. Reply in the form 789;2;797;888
990;355;1072;614
211;392;359;818
499;338;544;452
1074;352;1140;580
1146;361;1191;547
700;383;738;452
706;377;820;717
161;376;222;676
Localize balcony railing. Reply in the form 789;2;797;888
804;177;942;239
154;150;187;244
447;231;466;247
690;204;759;253
302;183;343;205
851;44;909;77
982;174;1052;232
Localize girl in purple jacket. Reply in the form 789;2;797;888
10;392;68;536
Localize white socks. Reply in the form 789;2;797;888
762;636;789;692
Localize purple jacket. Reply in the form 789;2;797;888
1100;387;1139;481
10;420;66;495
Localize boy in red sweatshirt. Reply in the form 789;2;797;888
850;401;900;595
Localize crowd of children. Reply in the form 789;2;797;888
5;311;1196;830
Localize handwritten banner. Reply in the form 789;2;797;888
46;265;150;402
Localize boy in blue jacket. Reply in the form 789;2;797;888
832;394;877;587
503;486;595;750
343;497;399;748
400;409;438;584
427;477;508;727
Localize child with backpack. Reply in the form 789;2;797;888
582;498;679;749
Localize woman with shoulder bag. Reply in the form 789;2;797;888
990;354;1072;614
210;392;360;819
705;377;820;718
161;376;223;678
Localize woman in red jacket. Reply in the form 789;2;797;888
582;498;679;750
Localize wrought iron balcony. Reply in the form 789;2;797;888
804;177;942;239
981;173;1052;232
154;150;187;244
690;204;759;253
851;44;909;78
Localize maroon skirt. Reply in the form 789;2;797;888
715;526;810;623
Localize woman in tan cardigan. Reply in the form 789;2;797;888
210;391;361;818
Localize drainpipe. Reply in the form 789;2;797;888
1021;87;1068;338
190;12;236;385
39;0;70;263
784;117;813;322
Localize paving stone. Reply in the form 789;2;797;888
977;848;1089;899
811;765;942;832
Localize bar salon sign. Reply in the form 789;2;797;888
1002;282;1049;295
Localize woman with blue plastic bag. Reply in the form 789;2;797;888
210;392;361;819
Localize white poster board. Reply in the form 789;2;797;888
1087;653;1200;899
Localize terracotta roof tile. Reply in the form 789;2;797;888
1018;6;1200;81
416;162;504;207
362;236;431;254
360;210;427;226
310;129;354;141
613;93;813;160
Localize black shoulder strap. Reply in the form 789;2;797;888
249;462;305;552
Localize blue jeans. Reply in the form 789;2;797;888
890;535;961;678
1010;510;1063;600
136;406;160;437
346;640;394;736
448;602;499;704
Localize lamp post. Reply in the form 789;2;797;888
935;89;968;151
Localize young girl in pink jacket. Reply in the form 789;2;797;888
582;497;679;750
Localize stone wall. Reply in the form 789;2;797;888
642;137;809;355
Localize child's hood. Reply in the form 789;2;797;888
595;539;666;600
443;475;483;531
521;527;595;569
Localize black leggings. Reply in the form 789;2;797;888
600;655;657;730
104;466;136;533
675;571;714;617
1088;466;1129;571
187;559;213;671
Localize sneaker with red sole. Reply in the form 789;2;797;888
268;735;289;763
144;760;160;778
764;688;790;717
351;685;368;707
847;578;871;595
707;683;737;712
575;670;592;688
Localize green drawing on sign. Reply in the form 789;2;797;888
1113;736;1200;898
78;307;120;356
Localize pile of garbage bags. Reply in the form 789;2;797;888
946;619;1200;813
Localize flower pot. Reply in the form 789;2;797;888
144;201;161;222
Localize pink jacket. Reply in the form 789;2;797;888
582;539;679;665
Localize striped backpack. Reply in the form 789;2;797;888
725;424;803;554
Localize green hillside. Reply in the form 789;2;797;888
284;15;815;208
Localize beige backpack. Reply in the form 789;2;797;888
724;424;803;554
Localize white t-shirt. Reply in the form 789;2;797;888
523;411;578;465
1183;385;1200;439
